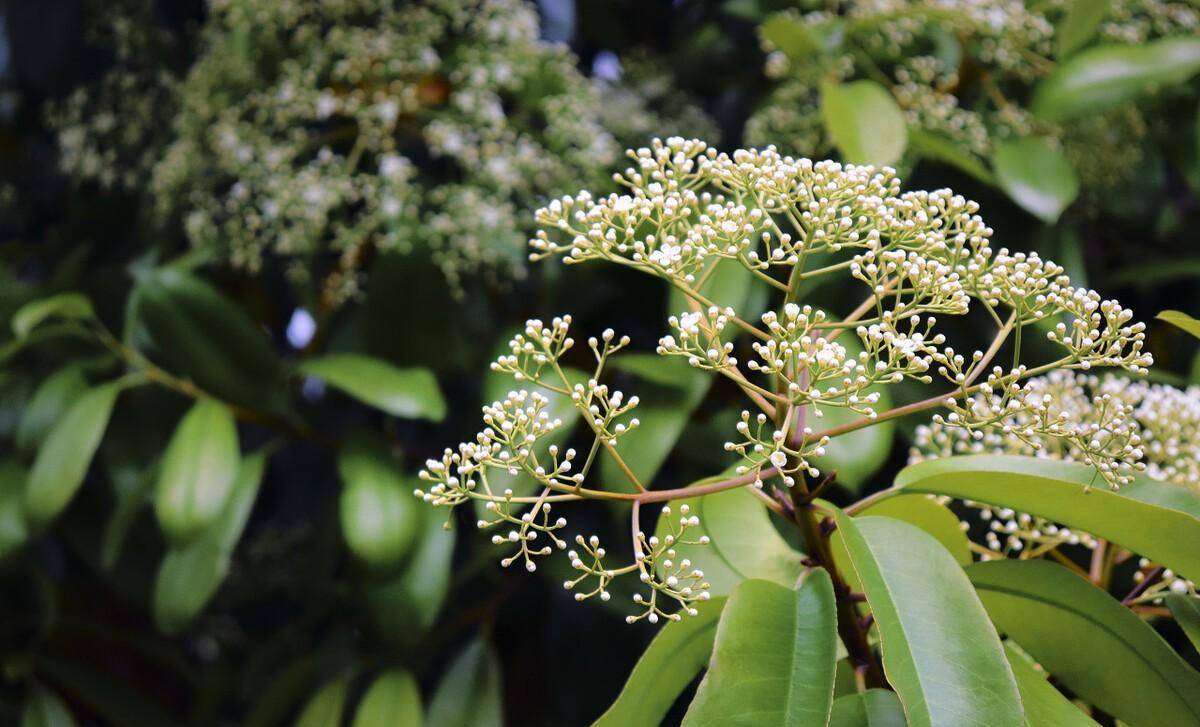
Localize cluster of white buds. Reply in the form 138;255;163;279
421;139;1154;624
480;498;568;573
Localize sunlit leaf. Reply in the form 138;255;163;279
352;669;423;727
1056;0;1111;58
338;436;420;569
298;354;445;421
155;398;241;545
993;137;1080;223
1158;310;1200;340
821;80;907;166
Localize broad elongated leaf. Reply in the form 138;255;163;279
1056;0;1110;58
969;559;1200;726
24;382;122;529
654;481;805;596
155;398;240;545
367;504;455;646
1158;310;1200;340
833;510;1023;727
1032;38;1200;121
352;669;423;727
0;463;29;560
338;437;420;568
821;80;907;166
427;639;502;727
594;597;726;727
1166;594;1200;654
298;354;445;421
993;138;1080;223
12;293;94;339
22;685;78;727
295;678;348;727
1004;643;1097;726
828;689;906;727
16;366;87;455
135;267;287;413
907;129;995;184
153;452;265;634
895;454;1200;579
833;495;971;588
684;573;838;726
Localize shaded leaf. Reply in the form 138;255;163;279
594;596;726;727
16;366;88;455
298;354;445;421
895;454;1200;580
0;462;29;560
683;573;838;726
828;689;906;727
993;137;1080;223
24;382;122;529
833;510;1023;727
427;639;502;727
153;452;265;634
821;80;907;166
1056;0;1111;58
1166;594;1200;655
155;398;241;545
352;669;423;727
21;685;77;727
12;293;94;339
367;505;456;646
295;678;348;727
908;129;996;184
969;559;1200;726
1004;642;1098;726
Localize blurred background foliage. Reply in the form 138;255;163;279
0;0;1198;724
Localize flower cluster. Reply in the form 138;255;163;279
419;138;1155;623
749;0;1198;191
913;370;1200;597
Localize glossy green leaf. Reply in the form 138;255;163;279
833;510;1023;727
821;80;907;166
837;494;971;571
427;639;502;727
907;129;995;185
22;685;77;727
338;438;419;568
153;452;265;634
1004;642;1098;726
24;382;122;529
0;462;29;560
367;505;455;646
594;596;726;727
993;137;1080;223
155;398;240;545
684;573;838;726
135;267;286;414
352;669;423;727
828;689;906;727
295;678;348;727
1158;310;1200;340
969;559;1200;726
1032;38;1200;121
655;480;805;596
297;354;445;421
1166;594;1200;654
1056;0;1110;58
16;366;87;455
12;293;94;339
895;454;1200;579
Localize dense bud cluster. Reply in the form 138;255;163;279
420;139;1153;622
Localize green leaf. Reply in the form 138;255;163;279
352;669;423;727
1056;0;1111;58
155;398;241;546
761;13;819;59
367;505;456;646
895;454;1200;580
12;293;94;339
821;80;908;166
992;137;1080;223
153;451;265;634
338;437;420;568
1158;310;1200;340
1167;594;1200;655
295;678;348;727
135;267;287;414
838;494;970;569
969;559;1200;725
21;685;78;727
0;462;29;560
828;689;906;727
16;366;88;455
655;479;805;596
594;596;726;727
833;510;1023;727
24;382;122;529
1004;642;1098;726
1032;38;1200;122
683;573;838;726
297;354;445;421
427;639;502;727
907;129;996;185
